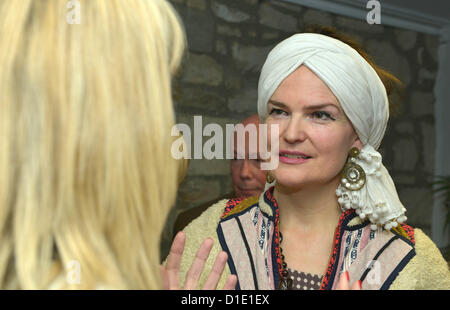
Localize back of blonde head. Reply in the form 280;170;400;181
0;0;185;289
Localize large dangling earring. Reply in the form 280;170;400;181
341;147;366;191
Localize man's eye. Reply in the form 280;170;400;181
311;111;335;121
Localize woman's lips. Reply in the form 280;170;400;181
279;150;311;164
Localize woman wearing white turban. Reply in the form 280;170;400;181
165;29;450;290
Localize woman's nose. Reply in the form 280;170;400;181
283;116;307;144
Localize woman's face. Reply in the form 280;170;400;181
266;65;362;190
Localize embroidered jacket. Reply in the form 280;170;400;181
175;187;450;290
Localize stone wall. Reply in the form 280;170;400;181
161;0;440;259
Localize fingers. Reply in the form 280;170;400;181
160;265;169;290
222;275;238;290
202;251;229;290
184;237;214;289
166;234;236;290
165;231;186;289
337;271;350;290
351;279;362;290
337;271;362;290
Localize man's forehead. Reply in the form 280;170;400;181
233;134;260;158
240;114;260;127
231;114;262;156
234;149;260;159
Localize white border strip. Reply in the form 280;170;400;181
281;0;450;35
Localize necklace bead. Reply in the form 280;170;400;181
278;232;293;290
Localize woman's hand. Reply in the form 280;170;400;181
160;231;238;290
336;271;362;290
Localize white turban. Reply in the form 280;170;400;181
258;33;407;230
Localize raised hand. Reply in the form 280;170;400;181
161;231;237;290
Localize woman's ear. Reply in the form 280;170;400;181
352;137;363;151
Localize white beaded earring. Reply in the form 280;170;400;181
336;146;408;231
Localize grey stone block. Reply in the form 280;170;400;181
211;1;250;23
182;53;224;86
392;138;418;171
259;3;298;32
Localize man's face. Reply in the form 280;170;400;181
230;117;267;198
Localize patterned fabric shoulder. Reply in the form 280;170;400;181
221;195;260;220
392;223;415;244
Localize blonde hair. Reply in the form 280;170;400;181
0;0;185;289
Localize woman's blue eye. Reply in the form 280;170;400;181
312;111;335;121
